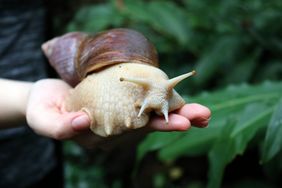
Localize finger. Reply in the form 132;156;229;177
176;103;211;127
51;111;90;139
28;108;90;140
71;112;91;132
148;113;191;131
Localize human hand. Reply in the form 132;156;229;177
26;79;90;139
73;103;211;149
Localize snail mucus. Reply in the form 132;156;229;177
42;28;195;137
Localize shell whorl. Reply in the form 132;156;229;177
42;28;159;87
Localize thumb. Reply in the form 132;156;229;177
50;112;91;140
70;112;91;132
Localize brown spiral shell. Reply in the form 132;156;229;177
42;28;159;87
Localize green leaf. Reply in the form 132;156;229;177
207;119;236;188
123;0;151;22
220;49;260;85
124;1;190;45
146;2;189;45
194;36;243;85
137;132;183;162
158;126;222;161
192;82;282;108
137;82;282;165
262;98;282;163
66;3;123;33
231;104;273;139
207;103;273;188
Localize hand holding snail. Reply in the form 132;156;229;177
42;28;205;137
24;79;210;149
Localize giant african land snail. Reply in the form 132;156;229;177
42;28;195;137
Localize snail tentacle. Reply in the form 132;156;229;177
167;70;196;90
161;101;169;123
120;76;151;88
138;99;148;117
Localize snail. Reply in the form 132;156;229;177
42;28;195;137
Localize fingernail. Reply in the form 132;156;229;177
72;115;90;131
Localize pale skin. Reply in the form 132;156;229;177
0;78;211;148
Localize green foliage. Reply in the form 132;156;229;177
207;103;272;188
65;0;282;92
262;99;282;163
59;0;282;187
137;82;282;187
63;142;108;188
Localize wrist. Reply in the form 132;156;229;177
17;81;33;117
0;79;33;127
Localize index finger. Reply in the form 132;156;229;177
176;103;211;127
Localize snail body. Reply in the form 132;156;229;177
42;28;195;137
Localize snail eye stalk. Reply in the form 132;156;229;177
120;77;151;88
167;70;196;90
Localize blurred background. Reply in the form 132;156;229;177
47;0;282;187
